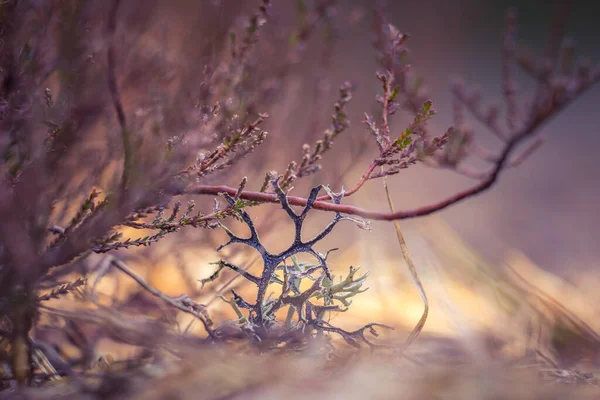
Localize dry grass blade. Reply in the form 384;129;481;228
383;176;428;351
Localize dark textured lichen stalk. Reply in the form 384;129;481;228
205;177;391;348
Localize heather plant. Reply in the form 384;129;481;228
0;0;598;396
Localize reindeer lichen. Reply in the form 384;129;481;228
205;177;392;349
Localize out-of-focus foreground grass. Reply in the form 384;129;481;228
34;212;600;399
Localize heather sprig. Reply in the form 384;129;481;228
280;81;353;190
37;278;87;302
94;178;255;254
288;0;337;56
179;114;269;179
92;231;167;253
434;7;600;181
187;3;598;222
51;189;104;247
360;71;451;182
230;0;272;65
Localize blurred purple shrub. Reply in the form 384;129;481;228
0;0;597;393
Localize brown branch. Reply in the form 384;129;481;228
188;161;501;220
183;75;596;221
315;160;378;201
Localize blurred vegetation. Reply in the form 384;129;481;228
0;0;598;398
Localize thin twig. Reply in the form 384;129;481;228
109;258;215;337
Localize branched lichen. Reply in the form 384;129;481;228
203;177;391;349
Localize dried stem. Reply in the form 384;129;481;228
109;258;214;337
383;176;428;351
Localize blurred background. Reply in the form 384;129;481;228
286;0;600;275
77;0;600;365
